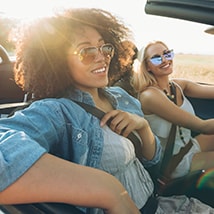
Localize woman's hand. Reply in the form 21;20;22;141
100;109;148;137
100;110;157;160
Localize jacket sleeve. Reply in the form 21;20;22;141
0;99;66;192
141;135;162;168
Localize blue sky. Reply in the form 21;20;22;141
1;0;214;55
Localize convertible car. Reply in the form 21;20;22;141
0;0;214;213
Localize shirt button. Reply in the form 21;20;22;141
77;133;82;139
125;101;129;105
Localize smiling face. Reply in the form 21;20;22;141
146;42;173;78
67;26;113;93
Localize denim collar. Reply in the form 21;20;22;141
64;87;118;109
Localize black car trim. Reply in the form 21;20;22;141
145;0;214;25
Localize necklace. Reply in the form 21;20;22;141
162;82;175;101
163;81;187;145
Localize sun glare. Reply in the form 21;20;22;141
0;0;213;54
0;0;112;21
0;0;65;21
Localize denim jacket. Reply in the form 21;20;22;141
0;86;161;192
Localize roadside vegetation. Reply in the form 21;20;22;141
172;54;214;84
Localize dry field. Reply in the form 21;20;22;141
171;54;214;84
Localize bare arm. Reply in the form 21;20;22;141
0;153;140;214
174;78;214;99
140;87;214;135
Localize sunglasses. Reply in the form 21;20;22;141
149;49;174;66
73;43;114;65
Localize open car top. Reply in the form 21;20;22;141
145;0;214;25
0;0;214;213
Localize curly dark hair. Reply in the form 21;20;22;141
110;40;138;85
14;8;132;99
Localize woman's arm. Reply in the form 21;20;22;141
174;78;214;99
0;153;140;214
140;87;214;135
136;119;159;161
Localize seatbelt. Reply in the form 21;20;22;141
73;100;143;159
159;82;193;179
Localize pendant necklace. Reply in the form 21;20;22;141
162;82;175;101
163;81;186;145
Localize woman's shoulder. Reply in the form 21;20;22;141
107;86;130;94
107;86;143;115
139;86;163;100
107;86;140;103
171;78;187;89
139;87;171;113
25;98;92;125
30;97;71;106
28;98;85;113
107;86;134;99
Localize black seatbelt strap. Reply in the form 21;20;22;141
73;100;143;159
159;82;193;178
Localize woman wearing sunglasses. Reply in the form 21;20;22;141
133;40;214;179
1;9;213;214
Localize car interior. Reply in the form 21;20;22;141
0;0;214;213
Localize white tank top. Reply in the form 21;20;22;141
144;83;195;154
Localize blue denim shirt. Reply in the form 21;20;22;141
0;86;161;192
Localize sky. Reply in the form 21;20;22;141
1;0;214;55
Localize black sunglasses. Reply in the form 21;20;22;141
149;49;174;66
73;43;115;65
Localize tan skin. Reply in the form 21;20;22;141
139;42;214;171
0;26;156;214
0;154;139;214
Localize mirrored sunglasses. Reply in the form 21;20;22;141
149;49;174;66
73;43;114;65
